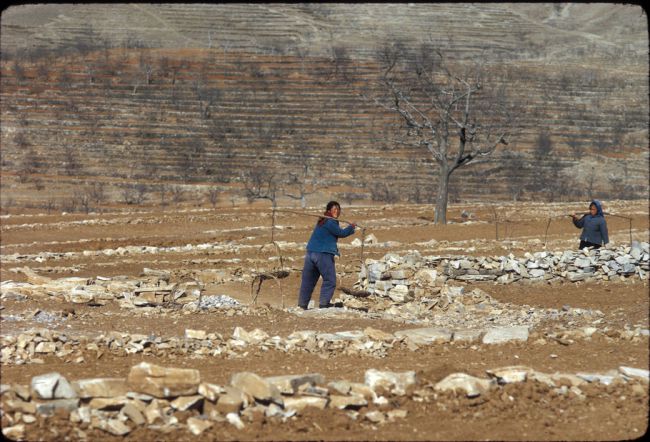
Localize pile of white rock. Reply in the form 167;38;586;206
4;324;648;367
0;268;221;308
2;362;647;439
357;242;649;297
0;363;416;438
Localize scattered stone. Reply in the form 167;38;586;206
283;396;328;412
198;382;223;402
70;406;92;424
394;328;453;346
214;386;247;414
31;372;77;399
121;403;146;426
365;410;385;423
185;329;207;340
12;384;31;402
2;424;25;440
363;327;394;342
265;374;325;395
231;372;283;405
226;412;246;429
365;369;416;396
329;394;367;409
4;399;36;414
619;366;650;382
171;395;203;411
88;396;130;410
73;378;129;398
34;342;56;353
197;295;241;309
452;329;484;344
127;362;200;397
576;373;618;385
96;418;132;436
387;285;413;303
328;380;352;395
386;409;408;420
187;416;213;435
486;366;534;384
434;373;495;398
35;398;79;415
143;400;165;425
22;414;36;424
482;326;529;344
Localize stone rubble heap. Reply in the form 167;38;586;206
0;268;235;309
357;243;649;298
0;239;305;268
3;324;648;366
2;362;648;439
336;283;607;329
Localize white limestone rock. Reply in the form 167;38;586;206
482;326;529;344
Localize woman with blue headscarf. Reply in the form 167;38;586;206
571;200;609;249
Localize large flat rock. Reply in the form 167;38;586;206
482;326;529;344
394;328;453;345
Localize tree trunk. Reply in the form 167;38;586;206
434;164;450;224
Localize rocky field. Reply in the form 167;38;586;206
1;200;648;440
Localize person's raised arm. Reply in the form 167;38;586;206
323;219;356;238
572;213;585;228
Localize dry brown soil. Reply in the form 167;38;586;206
1;200;649;441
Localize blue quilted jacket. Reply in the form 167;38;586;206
306;219;355;256
573;200;609;245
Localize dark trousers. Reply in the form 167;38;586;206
298;251;336;308
579;240;601;250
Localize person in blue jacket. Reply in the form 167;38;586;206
571;200;609;249
298;201;357;309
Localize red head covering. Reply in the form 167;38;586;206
318;201;340;226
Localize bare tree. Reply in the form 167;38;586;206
159;184;169;207
499;150;527;202
207;186;220;208
170;185;185;205
242;163;280;208
73;189;92;213
284;173;315;209
88;182;106;205
44;198;57;214
12;59;26;82
63;146;82;176
194;81;220;119
566;136;585;160
587;166;597;200
17;147;43;183
362;40;519;223
330;45;355;82
139;52;155;85
284;134;316;208
528;130;569;201
208;118;237;163
121;185;136;205
293;45;310;74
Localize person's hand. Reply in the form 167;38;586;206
350;223;356;230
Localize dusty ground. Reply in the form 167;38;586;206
1;200;649;440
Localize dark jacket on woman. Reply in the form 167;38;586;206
306;219;355;256
573;200;609;246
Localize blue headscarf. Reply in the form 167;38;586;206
590;200;604;217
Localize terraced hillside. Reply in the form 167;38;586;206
1;4;648;211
